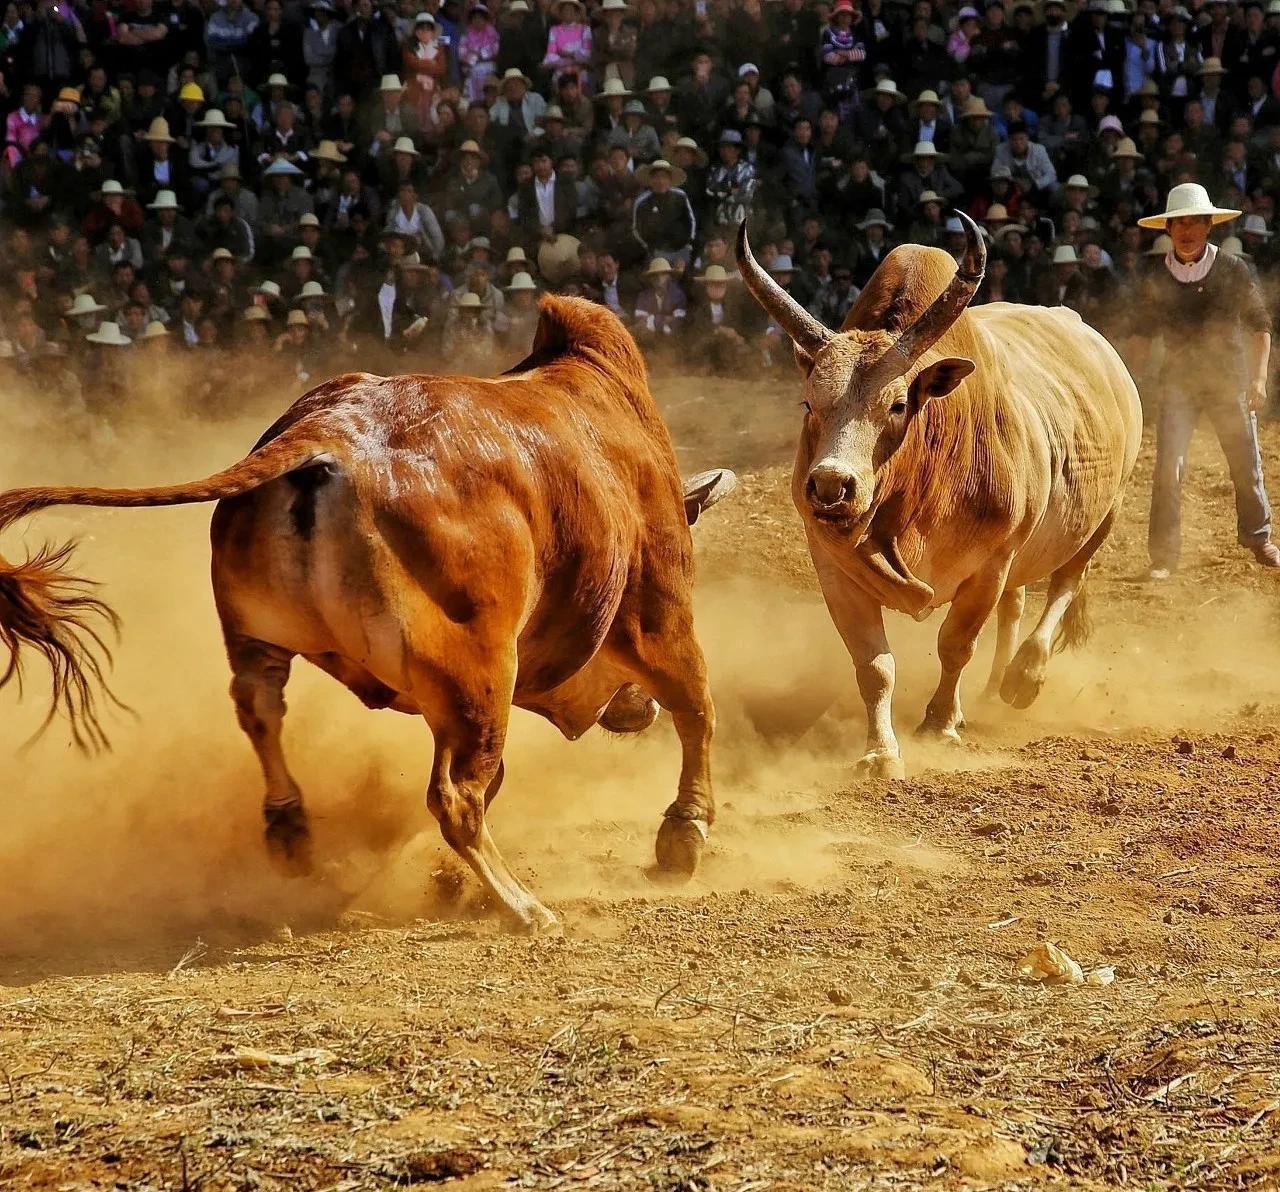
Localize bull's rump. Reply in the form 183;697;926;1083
211;374;688;700
969;303;1141;588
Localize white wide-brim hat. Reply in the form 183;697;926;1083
1138;182;1241;229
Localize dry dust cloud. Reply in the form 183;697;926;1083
3;362;1280;963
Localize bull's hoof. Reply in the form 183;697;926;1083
855;750;906;781
914;720;964;746
1000;651;1046;710
505;902;561;936
598;683;661;734
654;815;708;879
264;803;314;878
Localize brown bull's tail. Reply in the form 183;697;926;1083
0;430;329;750
1052;578;1092;655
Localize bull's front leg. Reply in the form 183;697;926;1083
815;561;903;781
918;565;1008;744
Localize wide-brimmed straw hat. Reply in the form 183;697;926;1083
1243;214;1273;239
263;158;304;177
244;305;271;323
506;246;528;263
1220;235;1249;259
636;158;686;187
142;117;175;143
595;77;632;101
1145;233;1173;256
68;293;107;316
392;135;419;156
505;271;539;291
910;89;941;113
312;139;347;163
148;189;180;210
693;264;734;283
140;320;169;340
1112;137;1143;160
960;96;993;119
1199;57;1227;76
644;257;673;276
857;208;891;230
457;138;488;161
501;67;532;87
380;74;405;91
673;135;709;166
196;108;234;129
1052;245;1079;265
646;75;673;92
86;321;132;346
96;178;132;198
1137;182;1240;228
296;280;328;300
286;309;310;328
456;291;483;309
865;78;906;102
917;189;943;205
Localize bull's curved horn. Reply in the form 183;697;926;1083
735;221;832;359
890;209;986;367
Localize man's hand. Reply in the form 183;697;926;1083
1248;376;1268;412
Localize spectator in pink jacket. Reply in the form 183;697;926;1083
543;0;592;87
458;5;501;103
5;85;47;169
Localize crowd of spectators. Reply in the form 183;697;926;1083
3;0;1280;410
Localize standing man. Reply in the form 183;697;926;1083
1134;183;1280;578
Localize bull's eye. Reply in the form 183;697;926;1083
889;399;908;415
802;400;812;414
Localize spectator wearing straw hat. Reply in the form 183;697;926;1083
632;256;685;350
897;140;963;215
501;269;540;351
189;109;239;199
632;157;695;265
490;67;546;134
141;189;197;265
686;262;753;373
135;117;190;209
259;158;314;250
1131;182;1280;577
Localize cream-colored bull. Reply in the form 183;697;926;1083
738;214;1142;777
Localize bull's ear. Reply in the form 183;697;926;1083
683;468;738;525
911;356;975;404
792;340;815;376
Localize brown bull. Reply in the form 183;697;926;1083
0;296;733;932
737;213;1142;778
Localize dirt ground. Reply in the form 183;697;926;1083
4;368;1280;1191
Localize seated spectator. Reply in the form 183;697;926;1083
632;158;695;264
384;181;446;262
632;256;685;349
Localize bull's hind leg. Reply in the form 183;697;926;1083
918;566;1007;744
1001;510;1116;710
415;650;557;934
983;585;1025;700
227;635;312;875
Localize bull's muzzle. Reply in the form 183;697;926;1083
806;462;858;521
